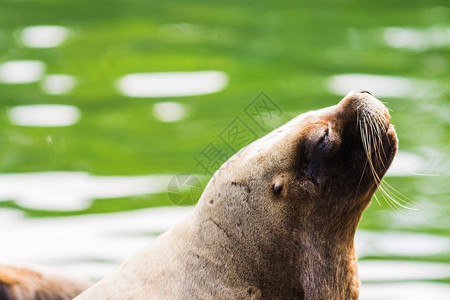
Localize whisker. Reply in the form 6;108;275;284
409;172;440;177
357;119;369;190
381;180;419;208
378;188;398;211
378;183;417;211
372;192;381;206
370;113;387;170
359;110;415;211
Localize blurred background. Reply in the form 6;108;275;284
0;0;449;299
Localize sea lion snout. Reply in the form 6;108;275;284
287;91;398;208
358;89;372;95
332;90;398;190
339;90;391;125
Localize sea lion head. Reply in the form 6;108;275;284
193;90;397;298
198;90;398;242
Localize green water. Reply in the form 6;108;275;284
0;0;449;297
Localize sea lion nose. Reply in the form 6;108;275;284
339;90;391;124
358;90;372;95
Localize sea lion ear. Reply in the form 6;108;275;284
273;181;283;194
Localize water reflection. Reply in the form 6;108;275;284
0;60;46;84
153;102;187;122
0;172;174;210
384;200;449;232
20;25;69;48
359;260;450;281
327;74;413;98
383;27;450;51
356;230;450;256
386;151;426;177
41;74;77;95
360;282;450;300
0;207;191;277
116;71;228;97
7;104;80;127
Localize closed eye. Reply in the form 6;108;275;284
307;127;331;183
316;128;329;152
310;128;330;163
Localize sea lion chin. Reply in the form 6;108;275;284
76;90;398;300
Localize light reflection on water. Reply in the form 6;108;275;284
327;74;413;98
153;102;187;122
360;282;450;300
386;151;426;177
19;25;69;48
41;74;77;95
383;27;450;51
0;60;46;84
356;230;450;257
359;260;450;281
326;73;443;101
116;71;228;98
0;207;191;275
384;201;449;233
0;172;174;210
7;104;81;128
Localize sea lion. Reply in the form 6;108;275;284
76;90;398;300
0;263;92;299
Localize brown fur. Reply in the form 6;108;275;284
0;264;92;300
76;91;398;299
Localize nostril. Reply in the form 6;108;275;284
359;90;372;95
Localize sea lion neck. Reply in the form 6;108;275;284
186;181;361;299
